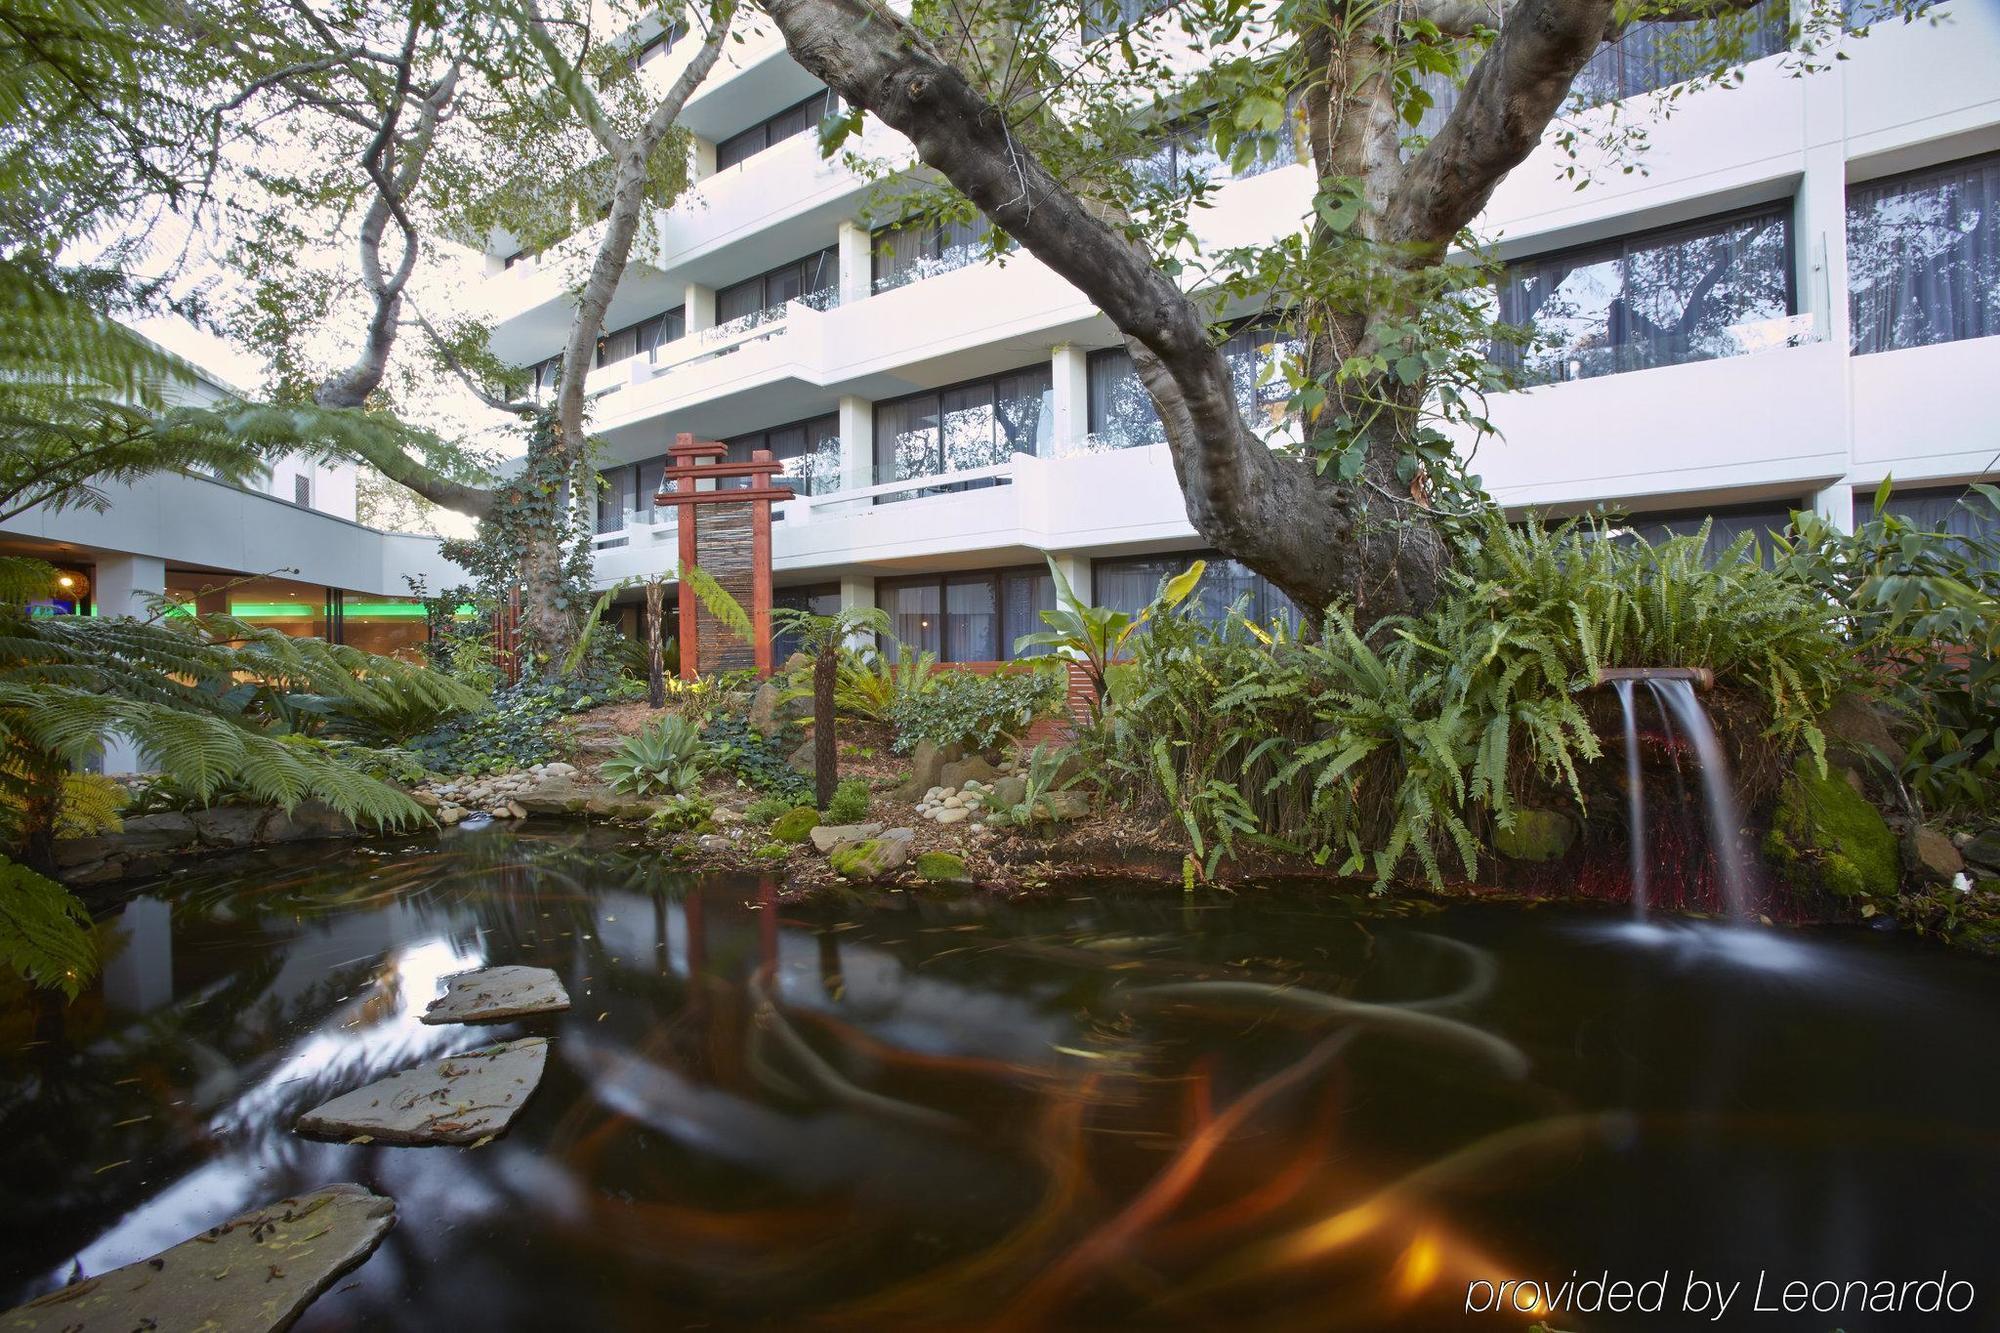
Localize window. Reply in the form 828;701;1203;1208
873;364;1053;498
879;566;1055;662
1084;0;1169;40
1860;484;2000;571
715;89;838;170
1569;0;1788;107
596;308;685;367
293;473;312;508
773;583;842;661
872;215;998;293
715;248;839;328
1095;552;1298;629
596;463;636;548
1087;319;1300;448
722;414;842;495
503;247;539;270
1492;204;1796;384
528;356;562;399
1847;153;2000;356
630;20;685;69
1617;502;1794;563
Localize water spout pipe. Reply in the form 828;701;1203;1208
1593;666;1715;691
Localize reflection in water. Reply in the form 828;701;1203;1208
2;826;1997;1331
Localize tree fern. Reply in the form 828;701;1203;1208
0;856;96;1001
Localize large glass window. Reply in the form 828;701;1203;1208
872;215;998;293
1083;0;1168;39
873;364;1054;496
1492;204;1795;384
1086;319;1300;449
1847;153;2000;356
339;593;430;662
1095;552;1299;629
715;248;839;328
1616;502;1794;563
773;583;842;661
722;414;842;495
596;463;637;547
879;566;1056;662
715;89;838;170
1570;0;1788;107
1859;484;2000;571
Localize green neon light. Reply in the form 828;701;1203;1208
163;603;196;617
231;602;317;618
341;602;428;618
453;603;479;618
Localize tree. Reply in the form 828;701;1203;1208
772;605;893;807
213;0;740;672
757;0;1912;627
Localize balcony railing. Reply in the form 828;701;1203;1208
580;295;831;401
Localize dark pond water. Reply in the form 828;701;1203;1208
4;826;1998;1331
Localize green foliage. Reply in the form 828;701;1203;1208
701;715;810;800
753;840;793;861
1015;554;1203;718
1773;484;2000;813
985;742;1082;831
1764;757;1899;898
769;806;819;843
601;714;708;797
913;850;971;883
799;645;938;722
412;664;636;776
771;604;892;659
645;792;716;835
887;667;1063;755
823;777;871;823
743;794;798;825
0;856;95;1000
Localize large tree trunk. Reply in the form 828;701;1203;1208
645;578;667;707
813;643;837;809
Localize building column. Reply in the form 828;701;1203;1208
689;136;717;184
837;220;873;306
1809;480;1856;534
839;573;877;650
685;281;716;333
837;395;874;493
93;553;165;619
1050;343;1089;455
1051;552;1091;605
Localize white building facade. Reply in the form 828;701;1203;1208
483;0;1999;660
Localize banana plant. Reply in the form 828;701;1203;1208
1013;555;1205;719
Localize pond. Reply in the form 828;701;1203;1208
3;826;1996;1330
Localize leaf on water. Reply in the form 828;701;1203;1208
93;1160;129;1174
468;1134;495;1150
346;1135;374;1145
1052;1046;1107;1060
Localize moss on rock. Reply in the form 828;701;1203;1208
1493;807;1578;863
1763;757;1899;898
914;851;971;884
829;836;909;880
769;806;819;844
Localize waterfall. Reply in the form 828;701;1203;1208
1648;678;1753;923
1613;680;1649;916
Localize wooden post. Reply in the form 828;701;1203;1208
750;449;775;678
654;432;787;680
674;433;699;681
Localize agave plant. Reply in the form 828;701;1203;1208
600;713;709;798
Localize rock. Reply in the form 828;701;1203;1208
882;827;916;843
1493;807;1578;863
1044;790;1091;822
506;801;528;821
943;795;965;809
258;800;357;843
411;790;442;811
931;806;969;824
829;836;910;880
50;814;192;867
914;851;972;885
772;807;821;844
297;1038;548;1145
810;821;882;852
1763;757;1900;898
437;805;464;826
192;804;268;848
747;681;784;737
782;651;813;675
545;761;579;777
0;1184;395;1333
515;776;593;816
695;834;733;854
1823;692;1906;776
488;807;511;819
940;755;1001;792
421;965;571;1024
1908;827;1966;883
1963;833;2000;875
788;737;815;775
991;774;1028;810
896;740;964;802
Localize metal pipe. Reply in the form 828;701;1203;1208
1593;666;1715;691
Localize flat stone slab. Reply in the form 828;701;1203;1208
296;1037;548;1146
420;964;569;1024
1;1183;394;1331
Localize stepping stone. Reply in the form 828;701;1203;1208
296;1037;549;1146
1;1183;393;1332
420;964;569;1024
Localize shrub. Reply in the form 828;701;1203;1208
753;841;793;860
743;794;797;825
770;806;819;843
646;792;715;835
602;714;708;797
887;667;1062;755
702;714;811;800
823;776;871;823
412;668;640;777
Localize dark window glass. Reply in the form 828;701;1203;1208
1571;0;1788;107
596;464;636;547
716;273;764;324
715;89;836;170
773;582;842;661
873;364;1052;498
598;323;638;366
1847;153;2000;355
1084;0;1168;41
631;20;684;68
716;248;840;328
1087;318;1300;448
880;566;1056;662
1618;502;1793;564
1096;552;1298;629
1861;484;2000;571
1492;204;1796;384
721;414;841;496
293;473;312;508
633;453;669;523
872;215;992;292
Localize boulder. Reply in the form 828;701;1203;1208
788;737;815;775
515;776;593;816
1493;807;1579;863
258;800;356;843
506;801;528;821
421;965;570;1024
1043;790;1092;822
0;1184;395;1333
747;681;784;737
772;807;821;844
1963;832;2000;875
810;820;882;852
192;804;268;848
1907;827;1966;884
931;807;969;824
882;827;917;843
695;834;734;854
914;851;973;885
1763;757;1900;898
991;774;1028;811
940;755;1001;792
297;1037;548;1145
1822;692;1906;775
829;836;910;880
895;740;963;802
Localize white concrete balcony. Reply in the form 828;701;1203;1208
1849;334;2000;485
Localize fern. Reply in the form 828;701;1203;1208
0;856;96;1000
